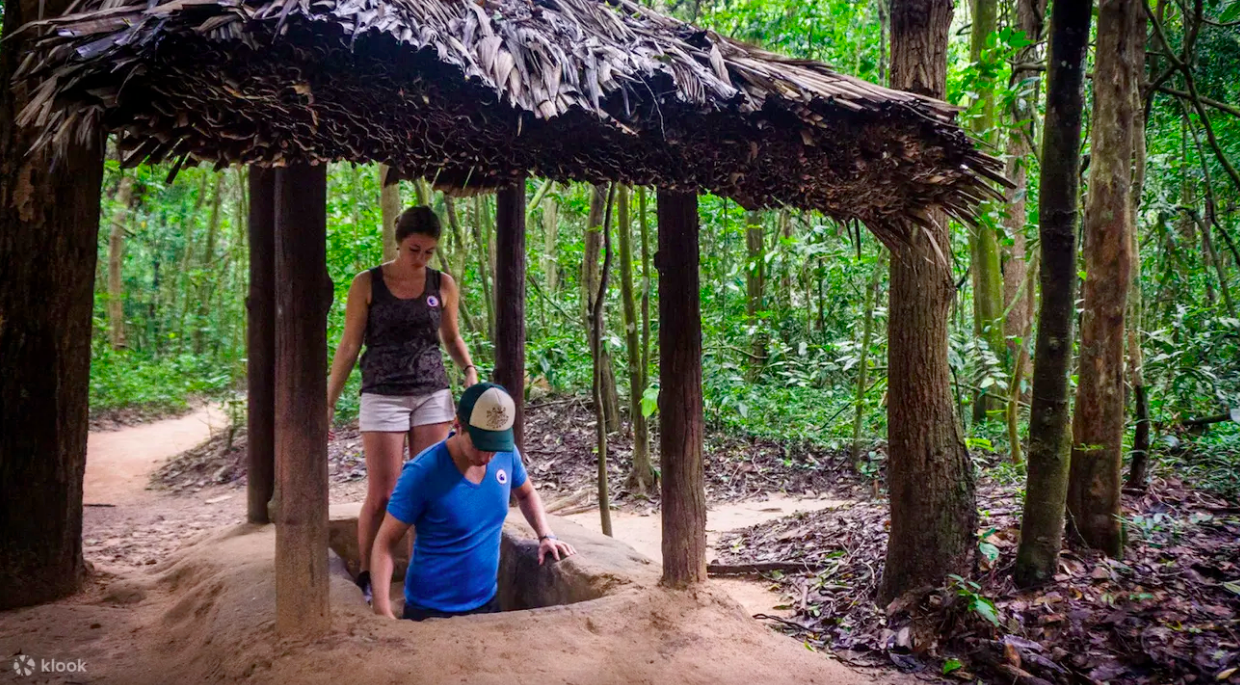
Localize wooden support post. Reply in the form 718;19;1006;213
246;167;276;525
656;189;707;586
494;179;527;451
274;163;331;636
0;0;105;607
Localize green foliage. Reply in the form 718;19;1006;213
949;575;1002;627
89;344;235;416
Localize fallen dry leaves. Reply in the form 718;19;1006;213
717;474;1239;684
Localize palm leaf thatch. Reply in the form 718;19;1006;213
15;0;1007;235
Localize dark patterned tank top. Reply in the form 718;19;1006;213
359;266;450;397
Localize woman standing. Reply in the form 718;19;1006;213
326;206;479;604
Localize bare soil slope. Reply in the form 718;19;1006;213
3;523;890;685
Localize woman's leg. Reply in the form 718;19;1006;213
408;389;456;458
358;431;406;574
408;421;451;460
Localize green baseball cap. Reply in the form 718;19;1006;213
457;382;517;453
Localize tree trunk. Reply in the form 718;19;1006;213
1200;214;1235;317
745;211;767;379
969;0;1006;424
471;196;495;344
778;211;793;317
348;165;365;273
592;185;617;536
1015;0;1094;588
494;180;527;452
1126;14;1152;490
0;0;106;610
543;195;560;293
173;174;209;351
618;187;654;495
1007;258;1037;465
1003;0;1047;404
658;189;707;586
193;174;226;354
816;257;826;332
1066;0;1139;558
247;167;277;525
584;184;622;433
230;167;249;357
435;196;480;337
879;0;977;605
107;174;135;349
273;163;331;636
639;187;652;393
443;197;468;278
378;164;401;262
851;250;886;463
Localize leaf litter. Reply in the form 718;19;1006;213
154;395;874;507
715;469;1240;684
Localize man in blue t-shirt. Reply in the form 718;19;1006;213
370;382;577;620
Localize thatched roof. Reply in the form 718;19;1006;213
15;0;1007;235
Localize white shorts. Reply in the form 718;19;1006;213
359;389;455;432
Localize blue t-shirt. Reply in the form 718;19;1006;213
386;438;528;612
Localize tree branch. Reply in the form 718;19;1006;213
1145;0;1240;192
1179;98;1240;274
1153;85;1240;118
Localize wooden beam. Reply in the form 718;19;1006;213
246;166;276;525
273;163;331;636
494;179;527;451
656;189;707;586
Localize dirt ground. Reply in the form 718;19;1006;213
89;404;854;616
85;405;228;505
2;406;907;684
2;522;899;685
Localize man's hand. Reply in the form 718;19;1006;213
538;536;577;565
464;366;479;388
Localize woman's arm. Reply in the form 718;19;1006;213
438;272;479;387
327;272;371;422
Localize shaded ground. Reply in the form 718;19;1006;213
716;473;1240;683
87;404;228;504
77;395;1240;683
140;396;866;619
88;401;201;432
3;522;901;685
141;396;871;619
153;396;872;508
7;397;915;685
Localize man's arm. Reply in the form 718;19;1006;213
513;481;577;564
370;514;412;619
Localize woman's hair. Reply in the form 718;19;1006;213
394;206;442;243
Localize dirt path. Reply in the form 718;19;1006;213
83;407;245;570
568;494;846;616
81;412;848;618
85;405;226;505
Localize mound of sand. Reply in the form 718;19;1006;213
1;514;888;685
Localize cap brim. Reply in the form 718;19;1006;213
467;424;515;453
